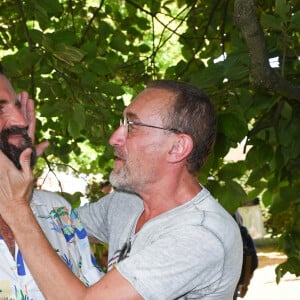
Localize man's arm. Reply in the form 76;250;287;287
0;149;142;300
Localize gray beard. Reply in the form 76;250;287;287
0;126;37;170
109;170;134;193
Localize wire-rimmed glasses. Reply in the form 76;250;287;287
120;117;182;136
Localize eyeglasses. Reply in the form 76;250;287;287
120;117;182;136
117;240;131;262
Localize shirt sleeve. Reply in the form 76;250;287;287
76;193;113;243
32;190;104;286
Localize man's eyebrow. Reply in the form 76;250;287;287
0;98;21;108
126;111;139;120
0;99;8;107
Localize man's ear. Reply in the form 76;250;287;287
168;134;193;163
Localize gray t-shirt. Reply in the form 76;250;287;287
77;187;243;299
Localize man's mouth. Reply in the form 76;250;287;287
7;134;25;147
114;150;125;161
114;157;123;165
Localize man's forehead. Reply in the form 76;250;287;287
125;88;173;118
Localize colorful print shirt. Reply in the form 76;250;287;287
0;189;104;300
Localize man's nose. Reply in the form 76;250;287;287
109;125;126;147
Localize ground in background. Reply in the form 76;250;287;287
241;241;300;300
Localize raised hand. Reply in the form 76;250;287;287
18;91;49;157
0;148;34;219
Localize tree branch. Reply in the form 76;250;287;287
16;0;36;99
77;0;104;47
234;0;300;101
177;0;222;77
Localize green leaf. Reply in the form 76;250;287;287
51;30;77;45
13;48;40;73
207;180;246;213
139;44;151;53
91;59;111;76
68;119;81;139
110;32;128;53
58;192;82;209
223;53;249;81
246;145;274;168
32;3;50;30
190;63;224;88
214;133;232;158
218;161;247;180
136;17;151;30
81;71;98;88
53;44;85;65
269;193;287;214
275;0;290;21
290;11;300;30
246;165;269;187
37;0;62;14
98;82;124;96
261;189;273;208
28;29;44;45
280;101;292;120
40;101;65;117
218;113;248;142
73;104;86;130
276;257;300;283
261;13;282;31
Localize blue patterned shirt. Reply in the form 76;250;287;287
0;189;103;300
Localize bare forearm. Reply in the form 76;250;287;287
0;150;142;299
6;205;87;299
0;150;87;298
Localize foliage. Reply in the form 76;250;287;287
0;0;300;278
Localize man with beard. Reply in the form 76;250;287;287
0;80;243;299
0;65;103;299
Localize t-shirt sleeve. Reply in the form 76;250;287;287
76;194;113;243
116;226;225;300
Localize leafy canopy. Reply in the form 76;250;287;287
1;0;300;278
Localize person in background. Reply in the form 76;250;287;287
100;180;113;195
233;211;258;299
0;64;103;299
0;79;243;299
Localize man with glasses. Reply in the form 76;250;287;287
0;80;243;299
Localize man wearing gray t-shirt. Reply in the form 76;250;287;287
76;80;243;299
0;80;243;299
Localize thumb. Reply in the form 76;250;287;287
36;141;50;157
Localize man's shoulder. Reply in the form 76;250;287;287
32;189;71;207
110;189;141;201
94;189;142;209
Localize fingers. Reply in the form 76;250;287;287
0;149;33;180
19;148;34;180
18;91;49;157
26;98;36;143
19;92;36;139
19;91;36;143
0;149;34;217
36;141;50;157
19;91;29;119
